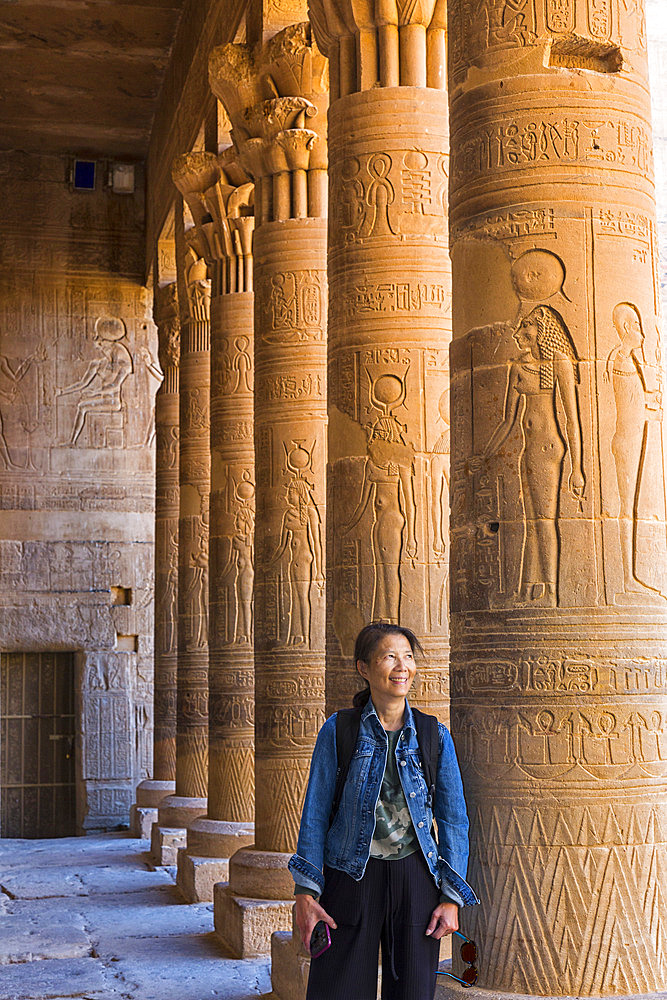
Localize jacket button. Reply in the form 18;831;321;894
410;792;416;798
418;821;424;828
400;760;407;766
428;851;433;858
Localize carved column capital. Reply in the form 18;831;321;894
210;23;329;222
173;149;255;296
155;282;181;374
184;253;211;325
309;0;446;95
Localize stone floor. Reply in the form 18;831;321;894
0;831;271;1000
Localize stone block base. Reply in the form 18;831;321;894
135;778;175;808
176;848;229;903
129;805;158;840
213;882;292;957
150;824;186;866
271;930;309;1000
434;986;660;1000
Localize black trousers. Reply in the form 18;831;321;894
305;852;441;1000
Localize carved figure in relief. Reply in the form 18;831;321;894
604;302;664;600
184;529;208;649
270;442;324;646
137;347;163;446
160;528;178;652
345;373;417;623
430;391;450;624
0;353;36;468
484;306;585;607
57;317;133;446
220;471;255;644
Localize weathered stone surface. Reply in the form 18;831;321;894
0;832;271;1000
213;883;292;958
130;805;158;839
150;824;188;867
446;0;667;994
175;849;229;903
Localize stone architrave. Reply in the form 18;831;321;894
170;150;256;903
443;2;667;996
131;282;179;839
308;0;451;720
152;220;211;864
209;22;328;957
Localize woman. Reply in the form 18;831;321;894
484;304;585;607
289;623;477;1000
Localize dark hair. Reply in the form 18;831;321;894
352;623;424;708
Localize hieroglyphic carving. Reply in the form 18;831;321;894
452;115;652;186
270;441;324;646
604;302;665;600
345;370;416;623
56;317;133;447
211;22;327;860
483;304;585;607
326;86;452;718
174;150;256;828
448;0;667;988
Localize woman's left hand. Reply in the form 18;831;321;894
425;901;459;940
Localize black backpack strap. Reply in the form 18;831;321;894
412;707;439;808
329;706;363;828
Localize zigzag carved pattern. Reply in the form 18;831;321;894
209;748;254;823
256;759;309;854
466;803;667;994
176;732;209;798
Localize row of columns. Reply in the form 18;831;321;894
133;3;667;998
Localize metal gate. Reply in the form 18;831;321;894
1;652;76;838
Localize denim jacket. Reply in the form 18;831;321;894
288;698;479;906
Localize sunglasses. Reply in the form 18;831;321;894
436;930;478;988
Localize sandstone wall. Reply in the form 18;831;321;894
0;150;159;832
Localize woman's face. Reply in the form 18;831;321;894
514;316;539;353
357;633;416;703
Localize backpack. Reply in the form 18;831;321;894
329;705;439;828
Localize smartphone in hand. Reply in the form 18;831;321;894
310;920;332;958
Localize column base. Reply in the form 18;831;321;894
130;805;158;840
176;847;229;903
214;883;292;957
271;929;309;1000
175;818;254;903
129;780;175;838
434;985;664;1000
155;793;207;828
135;779;176;808
228;846;294;899
270;911;384;1000
150;824;187;867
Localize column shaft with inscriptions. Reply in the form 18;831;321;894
132;283;180;838
153;207;211;854
447;1;667;993
309;0;451;718
171;151;255;903
210;21;328;956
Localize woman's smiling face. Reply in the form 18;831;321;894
357;632;416;704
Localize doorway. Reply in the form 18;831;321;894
1;651;76;838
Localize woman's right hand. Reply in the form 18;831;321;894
294;893;338;953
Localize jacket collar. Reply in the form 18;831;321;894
361;696;417;736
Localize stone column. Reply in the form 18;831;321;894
131;282;180;839
209;22;328;956
444;2;667;996
171;151;256;903
152;218;211;864
308;0;451;720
